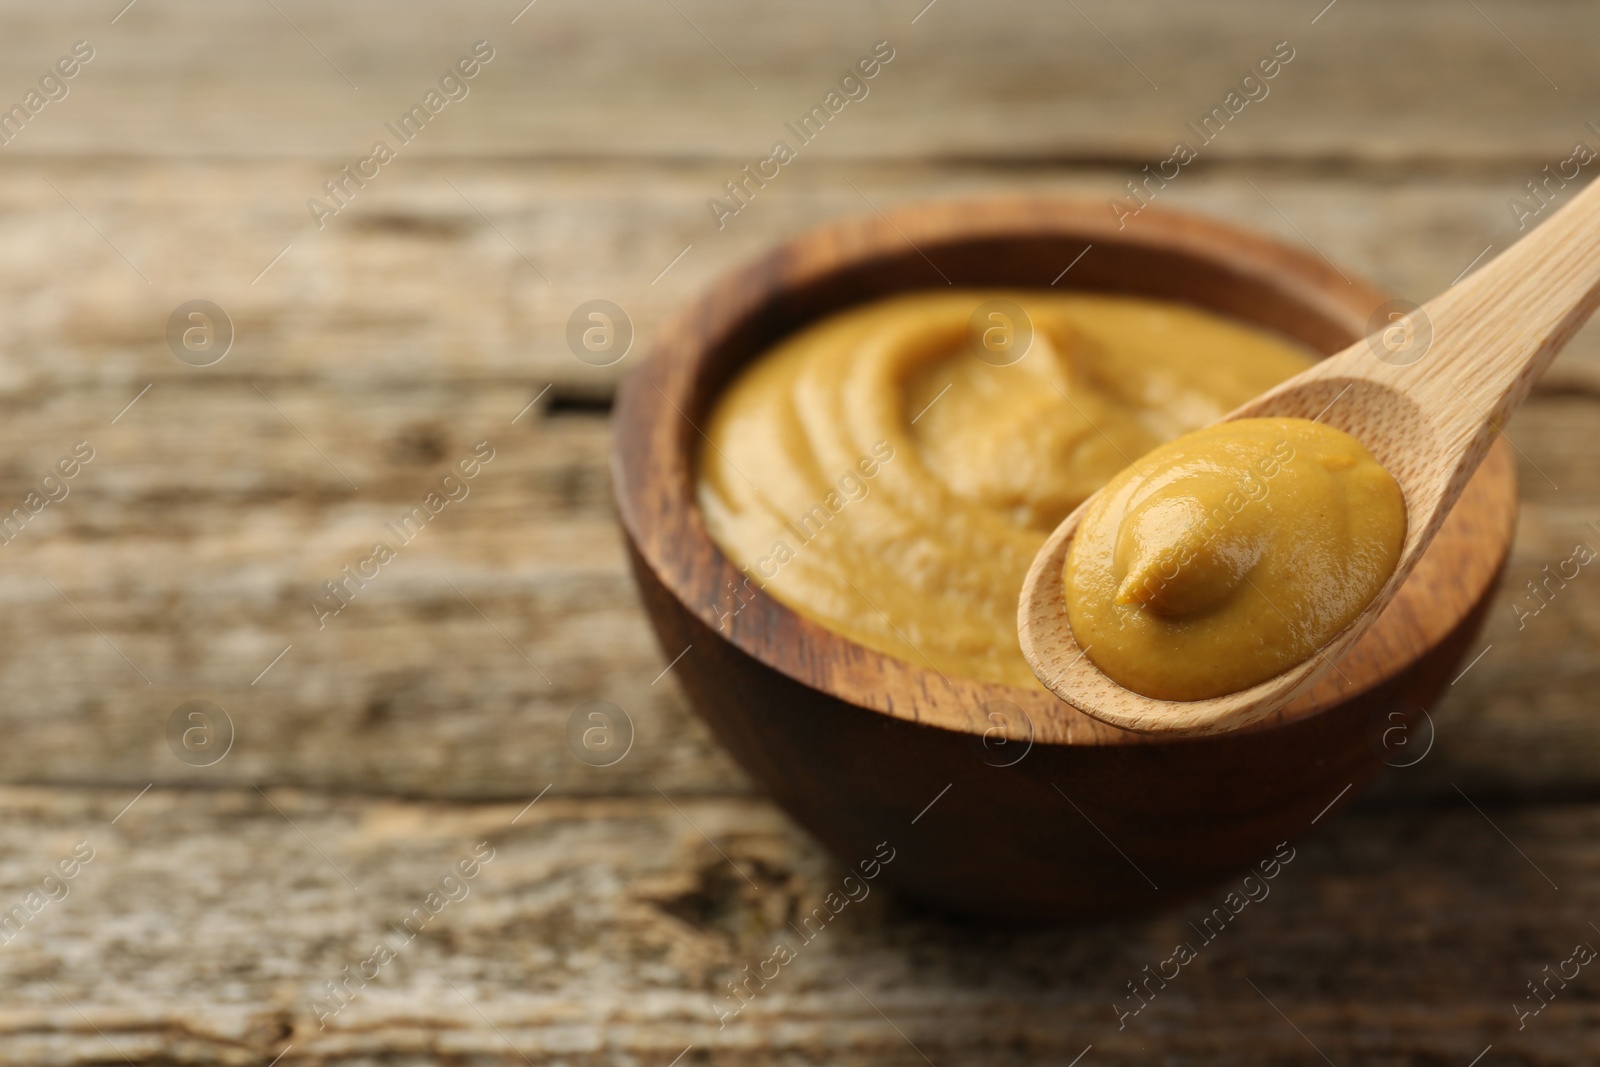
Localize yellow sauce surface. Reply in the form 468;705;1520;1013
1066;417;1407;700
697;290;1319;688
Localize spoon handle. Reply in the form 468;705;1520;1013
1400;174;1600;466
1282;175;1600;553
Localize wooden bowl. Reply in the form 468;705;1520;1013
611;197;1516;922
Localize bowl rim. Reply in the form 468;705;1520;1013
611;195;1518;748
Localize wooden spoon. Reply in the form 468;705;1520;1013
1019;176;1600;737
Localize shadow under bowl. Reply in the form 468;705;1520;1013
611;196;1516;923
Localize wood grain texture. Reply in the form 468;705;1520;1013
5;159;1600;401
0;785;1595;1065
1;0;1599;1058
0;0;1596;162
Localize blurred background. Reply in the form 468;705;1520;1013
0;0;1597;1062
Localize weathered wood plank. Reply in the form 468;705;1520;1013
0;785;1594;1064
0;0;1596;164
4;160;1600;401
0;383;746;798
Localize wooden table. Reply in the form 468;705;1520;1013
2;1;1599;1062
